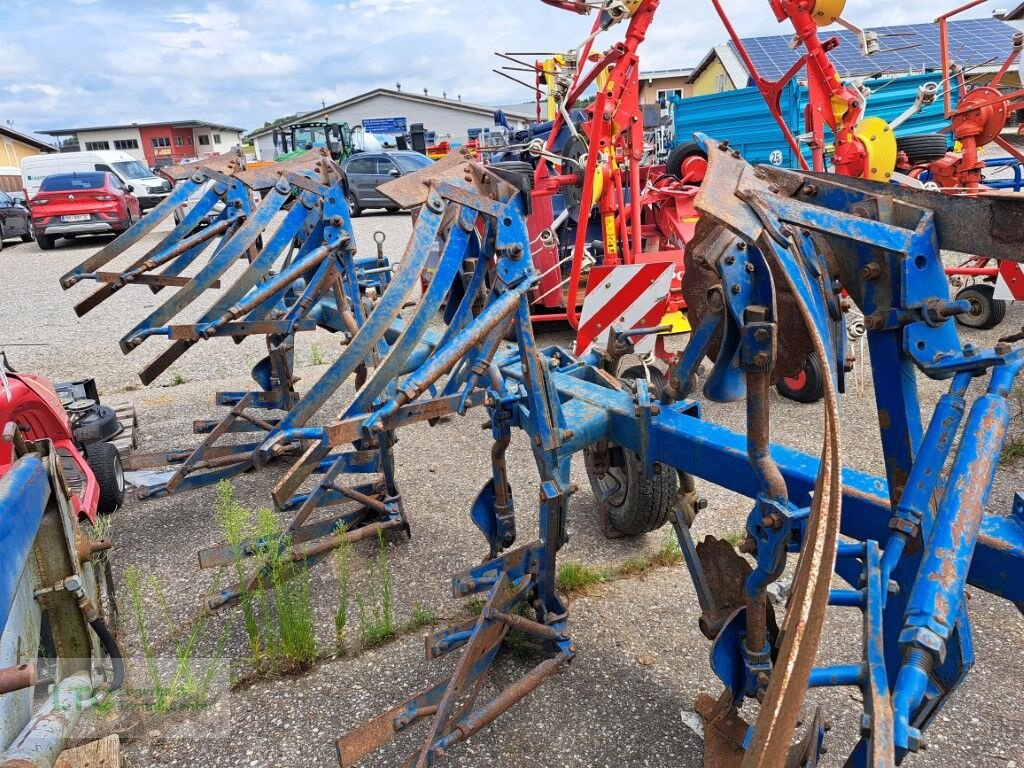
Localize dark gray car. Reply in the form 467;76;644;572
343;151;433;216
0;189;32;252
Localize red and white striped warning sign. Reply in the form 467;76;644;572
574;262;674;357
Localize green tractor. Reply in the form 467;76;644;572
274;121;356;163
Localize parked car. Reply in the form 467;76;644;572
21;150;172;211
0;189;32;252
343;151;433;215
172;179;227;228
30;171;141;250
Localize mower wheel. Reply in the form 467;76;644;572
73;404;122;444
85;441;125;515
776;355;825;404
896;133;948;166
955;283;1007;330
585;442;677;536
666;142;708;184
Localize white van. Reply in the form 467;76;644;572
21;150;172;211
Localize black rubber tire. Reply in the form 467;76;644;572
73;404;122;444
585;444;677;535
35;232;55;251
85;442;125;515
347;191;362;217
896;133;949;165
618;364;668;400
776;355;826;404
21;225;32;243
666;142;708;183
955;283;1007;330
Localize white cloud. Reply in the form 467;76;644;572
0;0;999;139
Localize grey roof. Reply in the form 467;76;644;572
39;120;244;137
690;44;751;88
248;88;534;139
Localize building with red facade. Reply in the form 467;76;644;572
40;120;244;168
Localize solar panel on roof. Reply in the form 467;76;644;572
729;18;1018;81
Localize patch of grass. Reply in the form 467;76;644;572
123;566;229;714
89;513;114;542
648;527;683;567
260;509;318;670
465;596;486;616
333;526;353;651
1000;437;1024;465
723;530;747;548
216;482;261;656
355;531;395;648
215;481;318;672
169;371;186;386
92;692;118;715
405;603;437;632
556;561;614;594
308;343;326;366
614;528;683;578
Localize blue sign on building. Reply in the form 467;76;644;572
362;117;408;134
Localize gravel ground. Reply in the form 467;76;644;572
2;209;1023;768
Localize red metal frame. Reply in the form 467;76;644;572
527;0;697;336
0;372;99;522
711;0;870;177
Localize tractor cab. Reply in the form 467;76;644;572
274;121;353;163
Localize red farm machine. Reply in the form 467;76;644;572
0;355;129;766
714;0;1024;330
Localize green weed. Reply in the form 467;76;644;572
405;603;436;632
122;566;229;713
333;526;353;650
169;371;186;386
308;343;326;366
723;530;747;547
355;532;395;648
215;482;317;672
556;561;614;594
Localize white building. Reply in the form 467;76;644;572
249;88;533;161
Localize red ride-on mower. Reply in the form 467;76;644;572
1;353;128;519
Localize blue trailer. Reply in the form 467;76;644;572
671;72;953;169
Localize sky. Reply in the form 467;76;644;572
0;0;997;142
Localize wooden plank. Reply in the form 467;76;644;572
55;734;121;768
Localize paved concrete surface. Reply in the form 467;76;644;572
2;210;1022;768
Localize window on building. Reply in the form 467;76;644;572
186;136;193;145
113;139;139;150
175;136;184;146
715;73;728;93
198;135;211;146
151;137;171;148
656;89;683;103
212;133;222;144
84;140;110;151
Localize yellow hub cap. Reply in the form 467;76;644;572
854;116;897;181
811;0;846;26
